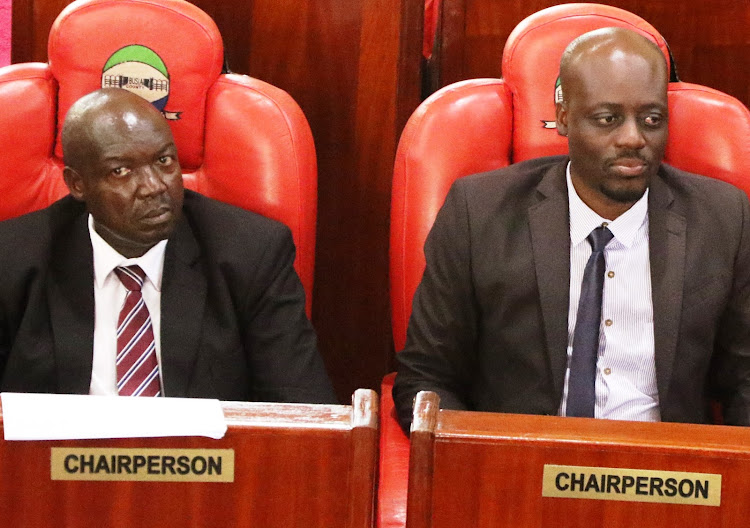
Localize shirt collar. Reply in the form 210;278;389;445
566;162;649;248
88;214;168;290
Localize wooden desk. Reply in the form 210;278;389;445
407;391;750;528
0;390;378;528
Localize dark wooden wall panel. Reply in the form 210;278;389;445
191;1;254;74
436;0;749;107
233;0;422;400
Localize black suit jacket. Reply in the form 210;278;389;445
0;190;336;404
394;156;750;429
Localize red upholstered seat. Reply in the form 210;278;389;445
0;0;318;315
379;4;750;528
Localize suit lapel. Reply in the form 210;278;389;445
48;212;96;394
159;216;206;397
528;162;571;397
648;173;685;406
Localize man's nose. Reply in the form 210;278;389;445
615;117;647;150
139;165;168;195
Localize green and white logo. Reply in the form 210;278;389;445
541;76;563;129
102;45;181;120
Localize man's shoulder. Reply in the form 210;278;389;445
180;190;292;254
0;195;84;241
182;190;289;235
446;156;566;213
0;195;85;276
459;155;565;185
177;191;298;297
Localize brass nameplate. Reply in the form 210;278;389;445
542;464;720;506
51;448;234;482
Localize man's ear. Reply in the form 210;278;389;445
63;167;86;201
555;102;568;137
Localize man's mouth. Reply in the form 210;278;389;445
610;158;648;176
142;206;172;224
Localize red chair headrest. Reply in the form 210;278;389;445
48;0;224;170
666;82;750;192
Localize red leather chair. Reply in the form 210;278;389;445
0;0;318;316
379;4;750;528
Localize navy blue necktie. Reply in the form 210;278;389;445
567;225;613;418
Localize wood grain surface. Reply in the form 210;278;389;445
407;394;750;528
0;391;378;528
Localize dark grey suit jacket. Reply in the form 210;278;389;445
0;190;336;404
394;156;750;430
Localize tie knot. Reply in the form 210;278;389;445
587;226;614;253
115;265;146;292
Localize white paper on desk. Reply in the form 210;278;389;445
1;393;227;441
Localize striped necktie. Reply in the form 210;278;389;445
114;265;161;397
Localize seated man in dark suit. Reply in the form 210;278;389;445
394;27;750;430
0;88;336;403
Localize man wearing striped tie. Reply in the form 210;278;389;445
0;88;336;404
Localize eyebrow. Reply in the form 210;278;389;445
100;142;177;162
587;102;667;111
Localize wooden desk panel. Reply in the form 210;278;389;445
0;390;378;528
408;392;750;528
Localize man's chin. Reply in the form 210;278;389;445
140;223;176;245
94;219;176;257
141;210;180;237
600;183;649;205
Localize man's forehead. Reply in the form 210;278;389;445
89;103;166;129
567;27;662;56
78;111;174;164
97;138;176;158
86;106;172;142
120;109;142;129
562;28;666;78
564;47;667;103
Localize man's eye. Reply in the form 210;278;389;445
111;167;131;177
157;156;174;166
644;114;664;127
594;115;617;126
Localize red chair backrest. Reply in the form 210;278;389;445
390;2;750;352
0;0;318;315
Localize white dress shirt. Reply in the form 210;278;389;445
87;215;168;396
558;164;660;421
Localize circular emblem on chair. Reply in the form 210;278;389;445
101;45;181;120
541;78;563;130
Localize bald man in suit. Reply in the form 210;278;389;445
0;88;335;403
394;28;750;430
